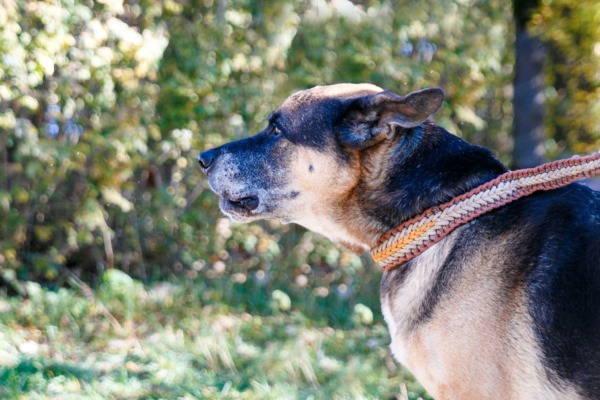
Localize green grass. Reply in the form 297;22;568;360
0;271;430;399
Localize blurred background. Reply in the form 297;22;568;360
0;0;599;398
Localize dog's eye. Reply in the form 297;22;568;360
270;125;282;136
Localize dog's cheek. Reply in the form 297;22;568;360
287;147;359;206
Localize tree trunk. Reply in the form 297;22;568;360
512;1;546;168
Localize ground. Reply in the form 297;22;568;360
0;271;430;399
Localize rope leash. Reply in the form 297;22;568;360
370;152;600;271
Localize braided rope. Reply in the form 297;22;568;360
371;152;600;271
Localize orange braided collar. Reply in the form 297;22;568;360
370;152;600;272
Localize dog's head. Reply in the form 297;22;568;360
198;84;445;251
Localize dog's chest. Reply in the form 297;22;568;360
380;236;455;366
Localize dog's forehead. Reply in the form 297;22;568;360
280;83;384;111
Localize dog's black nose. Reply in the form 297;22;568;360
198;148;218;172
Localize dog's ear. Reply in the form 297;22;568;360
336;88;445;149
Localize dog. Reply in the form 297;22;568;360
198;83;600;399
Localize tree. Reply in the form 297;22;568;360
512;0;547;168
511;0;600;167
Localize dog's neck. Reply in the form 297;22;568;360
334;123;508;253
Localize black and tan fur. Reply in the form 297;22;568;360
198;83;600;399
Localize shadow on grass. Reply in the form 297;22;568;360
0;355;209;399
0;358;96;395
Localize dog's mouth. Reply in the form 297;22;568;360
227;195;259;211
218;194;261;220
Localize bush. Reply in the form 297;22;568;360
1;0;598;326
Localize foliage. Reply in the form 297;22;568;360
0;0;169;280
529;0;600;156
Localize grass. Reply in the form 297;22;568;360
0;270;430;399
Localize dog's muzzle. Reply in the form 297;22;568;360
197;148;261;213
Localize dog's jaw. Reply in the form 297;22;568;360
291;211;376;253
